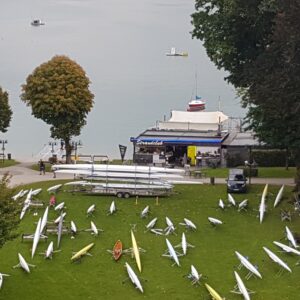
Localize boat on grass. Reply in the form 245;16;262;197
113;240;123;261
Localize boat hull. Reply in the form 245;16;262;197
113;240;123;261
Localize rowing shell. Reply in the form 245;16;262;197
131;231;142;272
113;240;123;261
71;243;94;261
205;283;223;300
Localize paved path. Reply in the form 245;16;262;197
0;162;73;187
0;163;295;187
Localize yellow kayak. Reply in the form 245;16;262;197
131;230;142;272
71;243;94;261
205;283;224;300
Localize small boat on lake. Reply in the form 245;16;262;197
166;47;188;57
31;19;45;26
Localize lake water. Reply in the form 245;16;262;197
0;0;244;161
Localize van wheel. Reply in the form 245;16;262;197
116;192;123;198
123;192;130;199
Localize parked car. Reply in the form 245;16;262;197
226;169;247;193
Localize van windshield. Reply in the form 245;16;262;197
229;174;245;181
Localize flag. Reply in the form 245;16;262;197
119;145;127;162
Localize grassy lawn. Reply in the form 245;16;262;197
200;167;296;178
0;159;19;168
0;181;299;299
29;163;53;173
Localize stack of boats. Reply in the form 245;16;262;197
52;164;186;194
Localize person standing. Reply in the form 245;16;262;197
38;159;46;175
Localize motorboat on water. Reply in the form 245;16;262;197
31;19;45;26
187;72;206;111
166;47;188;57
187;97;206;112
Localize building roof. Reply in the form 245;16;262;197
169;110;228;124
130;129;227;146
222;132;261;147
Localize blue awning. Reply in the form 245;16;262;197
130;137;223;146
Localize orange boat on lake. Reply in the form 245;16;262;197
113;240;123;261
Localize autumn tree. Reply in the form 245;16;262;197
21;55;94;163
0;87;13;133
0;174;20;247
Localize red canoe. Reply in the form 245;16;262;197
113;240;123;261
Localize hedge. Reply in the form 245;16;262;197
252;150;294;167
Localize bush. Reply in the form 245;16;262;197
48;156;57;164
252;150;293;167
226;153;244;168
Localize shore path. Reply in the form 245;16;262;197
0;162;72;187
0;162;295;187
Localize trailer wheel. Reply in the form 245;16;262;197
116;192;123;198
123;192;130;199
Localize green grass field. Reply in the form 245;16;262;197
29;163;52;173
0;182;299;299
0;160;19;168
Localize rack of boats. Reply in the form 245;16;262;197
52;163;187;197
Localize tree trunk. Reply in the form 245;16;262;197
65;138;72;164
285;148;289;171
293;148;300;192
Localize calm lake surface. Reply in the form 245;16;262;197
0;0;244;161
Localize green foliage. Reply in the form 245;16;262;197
0;174;20;247
252;150;293;167
243;1;300;150
192;0;300;188
21;55;94;162
0;87;13;133
201;167;295;178
191;0;277;87
225;152;244;167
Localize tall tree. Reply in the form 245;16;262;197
21;55;94;163
0;174;20;247
0;87;13;133
192;0;300;189
191;0;277;87
244;0;300;188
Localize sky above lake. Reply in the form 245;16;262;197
0;0;244;161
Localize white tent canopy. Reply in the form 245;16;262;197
157;111;228;131
169;110;228;124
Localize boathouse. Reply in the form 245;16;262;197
130;110;229;166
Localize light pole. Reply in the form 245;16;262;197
0;140;7;163
71;140;82;164
48;141;57;163
49;141;57;154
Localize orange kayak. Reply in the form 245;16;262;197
113;240;123;261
